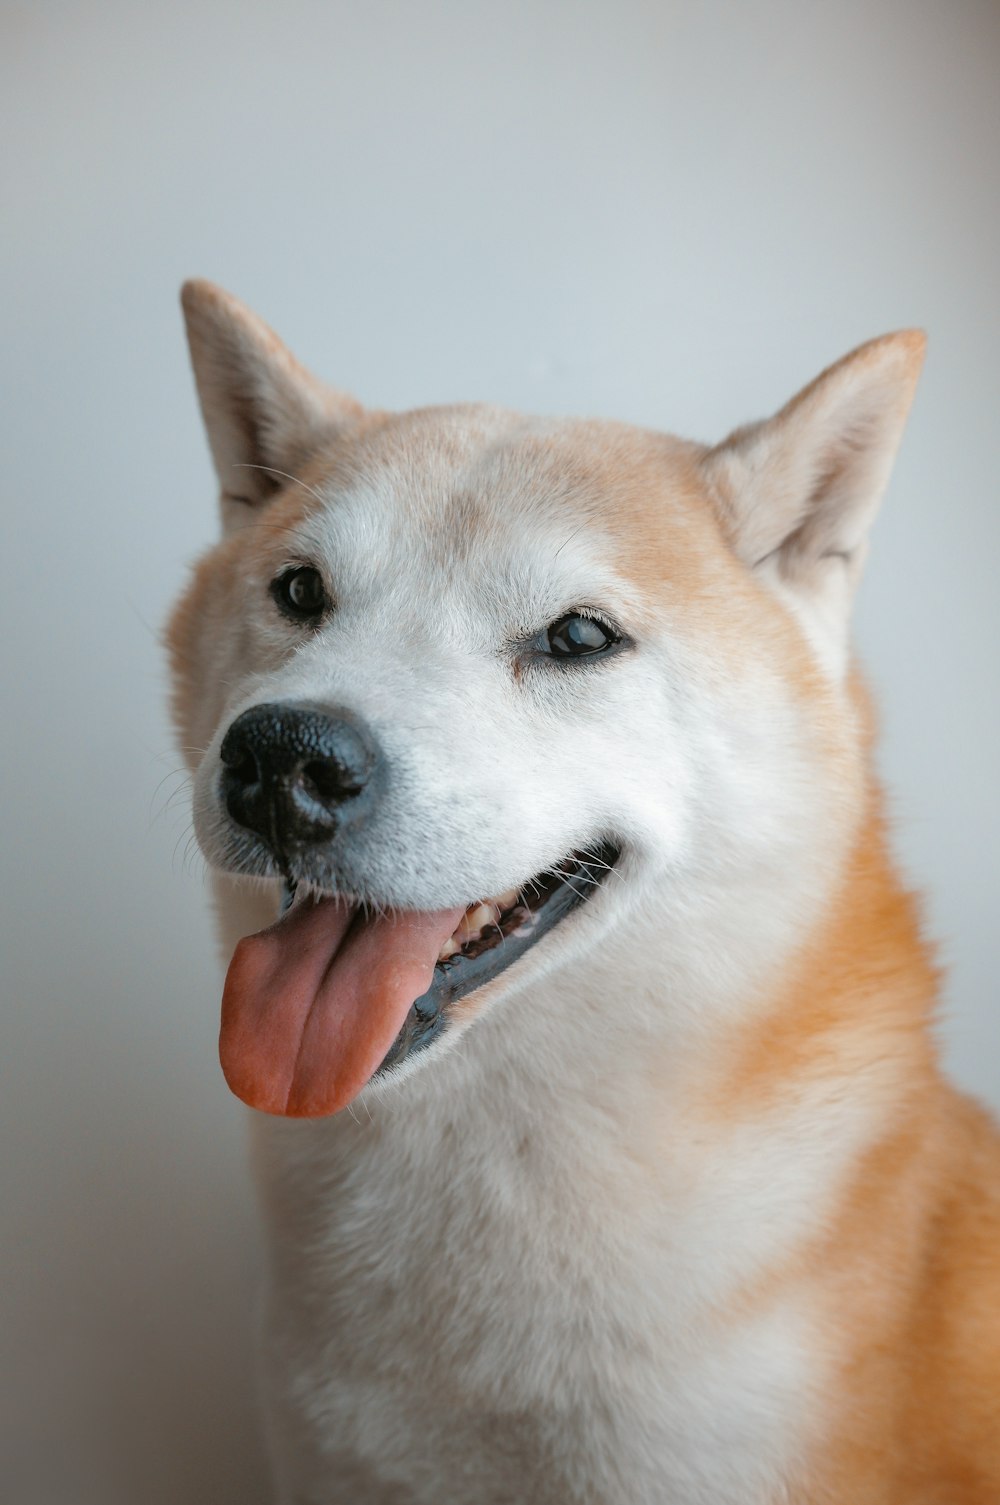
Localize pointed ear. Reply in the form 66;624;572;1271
180;280;364;530
701;330;925;651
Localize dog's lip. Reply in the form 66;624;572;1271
373;838;622;1075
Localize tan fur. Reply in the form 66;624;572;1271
169;282;1000;1504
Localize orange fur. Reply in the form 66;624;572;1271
693;748;1000;1501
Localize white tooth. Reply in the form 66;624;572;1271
455;902;499;944
493;888;520;910
438;936;460;961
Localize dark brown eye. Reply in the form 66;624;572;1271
544;613;618;658
271;566;327;622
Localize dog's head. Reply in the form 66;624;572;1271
169;281;923;1117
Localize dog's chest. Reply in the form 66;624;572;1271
254;1087;820;1505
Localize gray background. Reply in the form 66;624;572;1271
2;2;997;1500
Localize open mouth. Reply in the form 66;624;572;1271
379;839;620;1074
218;839;619;1118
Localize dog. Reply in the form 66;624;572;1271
168;280;1000;1504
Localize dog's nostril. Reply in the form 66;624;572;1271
302;758;362;800
228;749;260;788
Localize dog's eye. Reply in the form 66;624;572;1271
271;566;327;622
543;613;619;658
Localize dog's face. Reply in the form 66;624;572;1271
170;282;923;1117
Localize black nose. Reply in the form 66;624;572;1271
220;701;378;855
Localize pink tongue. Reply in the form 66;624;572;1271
220;896;465;1117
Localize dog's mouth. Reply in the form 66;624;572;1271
219;840;619;1118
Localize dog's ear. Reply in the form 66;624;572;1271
701;331;925;661
180;280;364;532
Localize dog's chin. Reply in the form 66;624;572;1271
211;833;622;1113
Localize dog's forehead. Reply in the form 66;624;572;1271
279;405;731;620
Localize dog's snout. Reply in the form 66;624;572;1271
220;701;378;853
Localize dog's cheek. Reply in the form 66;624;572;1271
172;536;318;768
168;549;248;767
551;667;696;862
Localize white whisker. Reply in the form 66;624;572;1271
233;463;328;507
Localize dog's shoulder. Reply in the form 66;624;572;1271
901;1090;1000;1496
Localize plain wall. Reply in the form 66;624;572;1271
2;2;998;1500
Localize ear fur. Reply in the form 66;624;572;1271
701;332;926;653
180;280;364;530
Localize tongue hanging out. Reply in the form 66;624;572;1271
220;896;464;1117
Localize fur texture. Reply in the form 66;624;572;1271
169;280;1000;1504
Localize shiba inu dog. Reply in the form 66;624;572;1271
168;280;1000;1504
